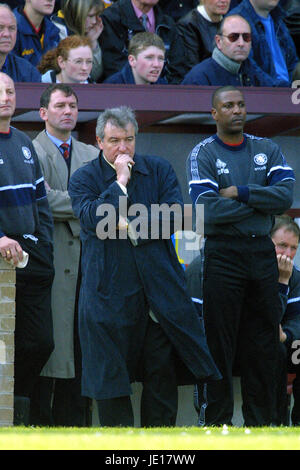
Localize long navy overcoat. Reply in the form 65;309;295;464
68;153;220;400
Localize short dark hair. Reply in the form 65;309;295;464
40;83;78;108
128;32;165;57
271;215;300;242
211;85;243;107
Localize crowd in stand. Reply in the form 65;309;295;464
1;0;300;86
1;0;300;429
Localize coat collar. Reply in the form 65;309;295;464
36;130;98;188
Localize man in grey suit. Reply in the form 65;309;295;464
31;84;99;426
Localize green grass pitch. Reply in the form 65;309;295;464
1;426;300;450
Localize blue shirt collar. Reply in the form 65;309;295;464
46;130;71;152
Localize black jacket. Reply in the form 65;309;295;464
177;9;221;72
99;0;188;83
159;0;198;21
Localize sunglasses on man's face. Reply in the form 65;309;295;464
221;33;252;43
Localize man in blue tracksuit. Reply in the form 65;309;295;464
13;1;60;67
0;72;54;425
186;85;295;426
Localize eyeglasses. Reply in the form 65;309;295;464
67;59;93;66
221;33;252;43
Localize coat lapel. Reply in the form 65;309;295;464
127;155;150;200
69;138;97;176
100;153;117;187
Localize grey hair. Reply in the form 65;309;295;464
0;3;13;11
96;106;139;139
0;3;15;16
270;215;300;241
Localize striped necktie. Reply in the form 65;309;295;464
141;13;148;31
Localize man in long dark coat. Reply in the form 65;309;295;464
68;106;220;427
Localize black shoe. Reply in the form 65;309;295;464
13;396;30;426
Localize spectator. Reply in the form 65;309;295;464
159;0;198;22
99;0;188;84
182;14;277;86
0;72;54;425
284;1;300;58
177;0;231;72
6;1;60;12
68;105;220;427
38;35;94;83
228;0;299;86
29;84;99;427
0;4;41;82
186;85;295;426
51;0;104;82
13;0;60;67
270;215;300;426
104;32;167;84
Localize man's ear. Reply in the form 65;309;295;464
39;107;48;122
211;107;217;122
96;135;103;150
215;34;222;50
128;55;136;68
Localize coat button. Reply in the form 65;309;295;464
68;241;74;246
64;269;70;274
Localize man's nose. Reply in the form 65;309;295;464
118;141;127;152
233;104;241;113
236;35;246;46
285;247;293;258
64;105;72;113
0;91;9;102
1;27;11;37
152;58;161;67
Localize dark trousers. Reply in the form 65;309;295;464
30;376;88;427
200;236;280;427
97;317;178;427
30;260;88;427
29;322;87;427
14;239;54;399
